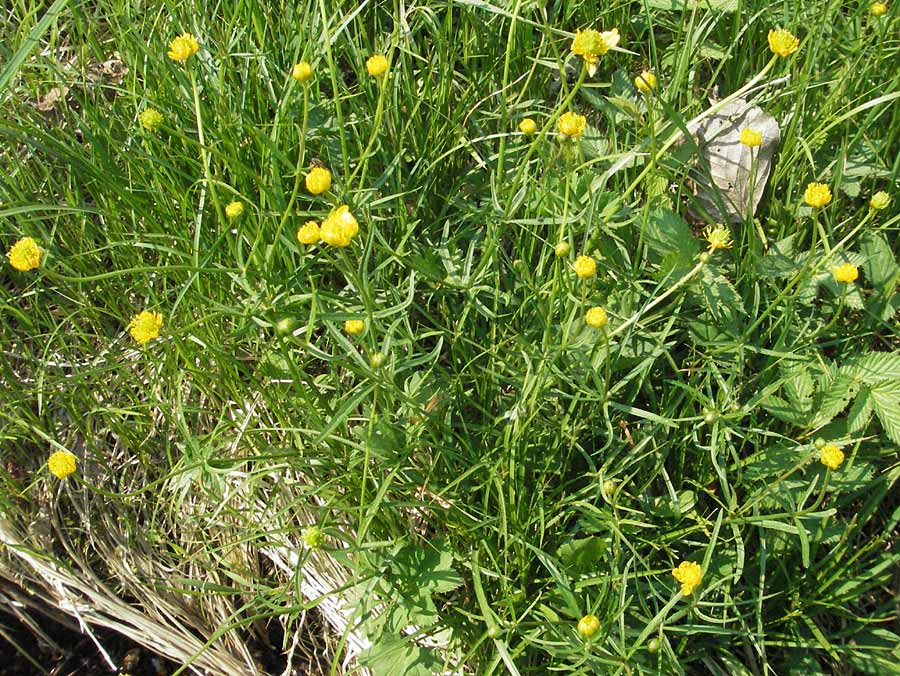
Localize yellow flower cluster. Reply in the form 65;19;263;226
585;307;608;328
366;54;388;77
139;108;164;132
573;255;596;279
225;201;244;220
344;319;365;335
768;29;800;57
48;450;77;479
703;224;733;251
519;118;537;135
292;61;313;82
167;33;199;62
306;167;332;195
570;28;620;74
820;444;845;469
557;111;586;139
129;310;163;345
672;560;703;595
832;262;859;284
7;237;42;271
870;2;888;17
804;182;832;208
740;128;762;148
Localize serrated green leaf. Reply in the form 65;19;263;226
846;387;874;434
812;371;860;428
757;235;806;278
761;394;808;426
860;232;898;288
841;351;900;384
782;363;814;410
699;265;746;323
645;207;701;258
869;380;900;444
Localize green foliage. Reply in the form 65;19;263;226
1;0;898;674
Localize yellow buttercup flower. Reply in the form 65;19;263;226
366;54;388;77
571;28;620;74
557;111;586;139
129;310;163;345
585;307;608;329
7;237;42;271
740;128;762;148
869;191;890;210
292;61;313;82
804;182;832;208
305;167;332;195
139;109;163;132
832;262;859;284
672;561;703;596
820;444;844;469
519;118;537;135
225;201;244;220
167;33;199;62
297;220;320;245
577;614;600;639
573;255;596;279
48;451;77;480
703;224;733;251
870;2;888;16
344;319;365;335
634;70;657;93
768;29;799;57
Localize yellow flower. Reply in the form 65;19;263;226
820;444;845;469
585;307;608;329
302;525;322;548
7;237;42;271
554;241;571;258
571;28;620;74
292;61;313;82
739;128;762;148
832;262;859;284
519;118;537;135
634;70;657;93
48;451;77;480
804;182;832;208
320;220;350;247
869;191;890;210
366;54;388;77
129;310;163;345
870;2;888;16
557;111;587;139
167;33;199;62
297;220;320;245
305;167;332;195
703;224;733;251
225;201;244;220
671;561;703;596
768;29;800;57
573;255;597;279
577;614;600;639
344;319;365;335
330;205;359;238
139;109;163;132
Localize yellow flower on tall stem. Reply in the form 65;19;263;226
48;451;77;479
292;61;313;82
129;311;163;345
305;167;332;195
573;255;596;279
634;70;656;93
672;561;703;595
768;29;800;57
366;54;388;77
557;111;586;139
7;237;42;271
820;444;844;469
832;262;859;284
804;182;832;208
167;33;199;62
740;128;762;148
571;28;620;75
